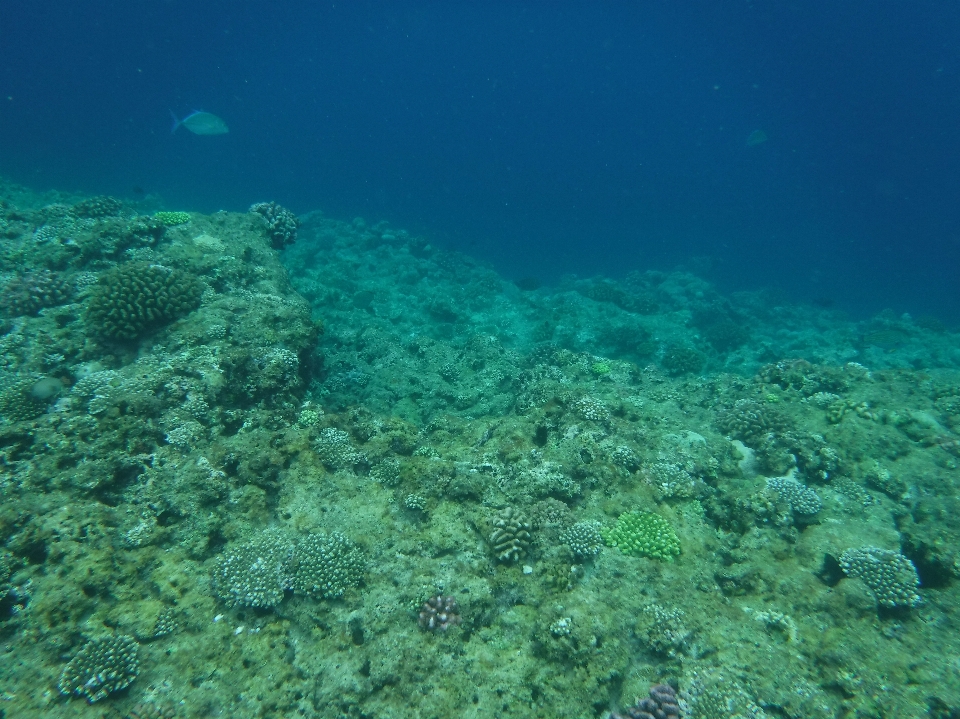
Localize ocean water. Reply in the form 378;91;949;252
1;3;960;718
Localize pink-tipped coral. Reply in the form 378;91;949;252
418;595;462;632
610;683;682;719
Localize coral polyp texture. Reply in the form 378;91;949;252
610;683;682;719
212;527;364;607
85;261;202;340
290;531;365;599
560;520;604;559
0;269;72;316
250;201;300;249
602;511;681;561
418;594;462;632
766;474;823;515
212;529;292;608
57;634;140;703
0;376;55;422
152;210;191;226
660;342;705;376
839;546;922;608
71;194;124;218
716;398;789;445
489;506;532;562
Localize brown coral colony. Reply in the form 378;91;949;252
418;594;461;632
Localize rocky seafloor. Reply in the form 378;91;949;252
1;176;960;719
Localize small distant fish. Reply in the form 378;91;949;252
514;277;542;291
746;129;768;146
170;110;229;135
862;328;909;351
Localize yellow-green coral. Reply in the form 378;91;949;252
153;211;191;226
601;511;680;561
590;361;612;376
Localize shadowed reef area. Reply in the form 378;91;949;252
1;177;960;718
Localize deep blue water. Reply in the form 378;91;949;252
2;2;959;321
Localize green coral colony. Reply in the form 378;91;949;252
0;180;959;718
602;511;681;561
153;210;191;226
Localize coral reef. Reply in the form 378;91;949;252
212;528;364;607
0;180;959;718
765;474;822;515
0;376;58;422
716;398;789;445
71;195;123;218
637;603;693;657
212;529;292;608
313;427;366;470
58;635;140;703
660;343;705;376
85;261;202;340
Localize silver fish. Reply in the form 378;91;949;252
170;110;229;135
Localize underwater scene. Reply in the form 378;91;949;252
3;3;960;719
0;182;959;719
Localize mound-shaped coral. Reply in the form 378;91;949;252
611;683;681;719
560;520;604;559
660;343;705;376
58;634;140;703
85;261;202;341
290;531;366;599
212;528;365;607
250;201;300;249
839;546;921;608
766;474;822;515
418;595;462;632
71;195;123;218
489;506;532;563
716;398;789;446
0;377;53;422
0;270;73;317
212;529;292;608
602;511;680;561
152;211;191;226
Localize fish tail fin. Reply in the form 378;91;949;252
169;110;181;133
